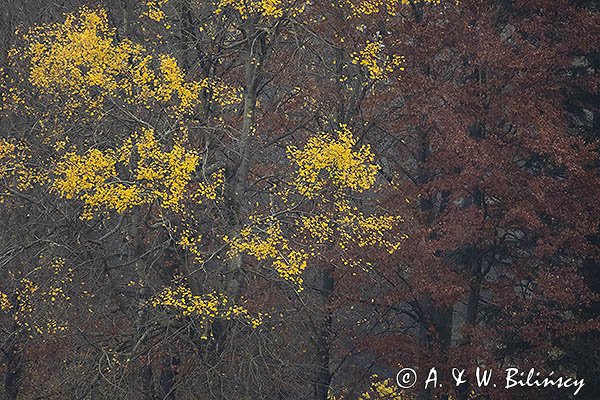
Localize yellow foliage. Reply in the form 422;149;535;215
53;147;141;218
0;291;11;311
52;128;200;218
143;0;308;21
287;125;379;198
158;54;204;112
16;7;206;118
215;0;306;19
152;280;263;329
300;214;334;244
227;127;405;289
5;256;73;335
301;204;405;256
143;0;170;22
207;78;243;108
352;39;405;81
330;375;410;399
135;128;200;211
339;211;405;254
195;169;225;201
178;227;205;262
360;376;407;399
22;7;133;114
0;138;18;185
0;138;37;201
225;218;308;288
235;207;403;291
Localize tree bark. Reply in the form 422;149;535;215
2;338;21;400
315;266;334;400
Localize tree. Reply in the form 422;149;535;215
325;1;600;399
0;1;406;398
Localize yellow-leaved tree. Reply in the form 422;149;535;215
0;1;424;398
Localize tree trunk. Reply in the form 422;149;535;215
315;266;334;400
223;20;263;299
2;338;21;400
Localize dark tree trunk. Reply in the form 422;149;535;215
141;361;154;400
315;266;334;400
3;340;21;400
159;356;179;400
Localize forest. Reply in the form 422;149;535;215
0;0;599;399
